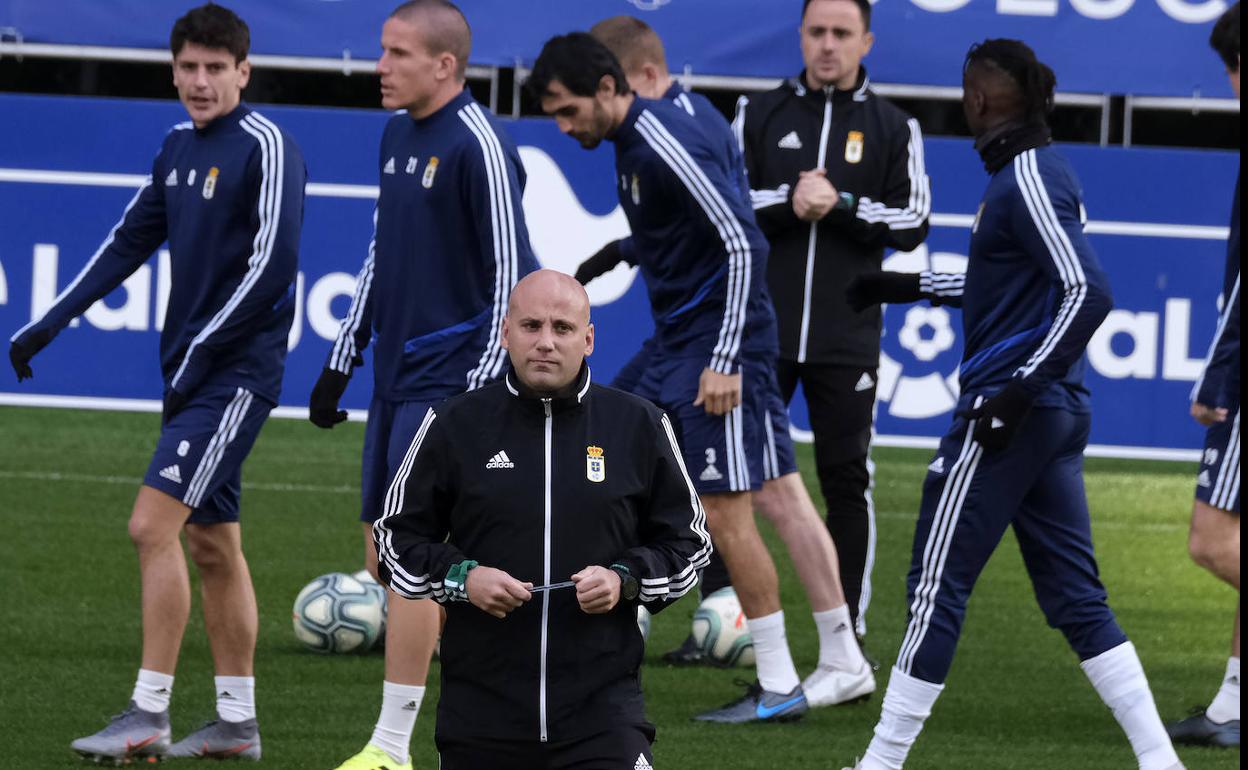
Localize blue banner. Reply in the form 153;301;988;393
1;0;1235;97
0;94;1236;457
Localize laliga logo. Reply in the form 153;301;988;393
877;245;968;420
518;146;634;306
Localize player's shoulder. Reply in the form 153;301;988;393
587;383;666;423
740;81;796;118
235;108;305;159
435;380;510;420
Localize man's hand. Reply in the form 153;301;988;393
9;329;54;382
1191;401;1229;427
571;566;621;615
792;169;838;222
9;342;34;382
694;368;742;416
162;388;189;425
309;368;351;429
966;381;1034;453
846;272;924;313
466;566;533;619
574;240;625;286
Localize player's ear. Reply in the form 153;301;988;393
237;59;252;89
584;323;595;358
598;73;618;98
501;316;512;351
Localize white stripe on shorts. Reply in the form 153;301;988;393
184;388;254;509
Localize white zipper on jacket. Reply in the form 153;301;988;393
797;87;835;363
539;398;553;742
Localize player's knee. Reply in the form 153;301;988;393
127;510;177;552
184;527;239;571
1187;528;1231;573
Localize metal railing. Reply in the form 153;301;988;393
3;40;1239;146
0;40;502;113
1122;94;1241;148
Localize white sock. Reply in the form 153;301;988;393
861;667;945;770
814;604;867;671
215;675;256;723
131;669;174;714
746;611;801;694
370;681;425;765
1206;656;1240;724
1081;642;1180;770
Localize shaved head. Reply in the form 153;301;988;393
504;270;594;393
389;0;471;80
590;16;668;77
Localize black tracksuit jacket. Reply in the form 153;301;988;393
734;68;932;367
374;366;711;744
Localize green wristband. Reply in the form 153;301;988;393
444;560;479;601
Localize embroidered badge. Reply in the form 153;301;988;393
202;167;219;200
845;131;864;164
422;156;440;188
586;445;606;483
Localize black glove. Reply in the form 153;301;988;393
9;329;54;382
309;368;351;429
966;380;1035;453
162;388;189;425
574;240;625;285
846;272;923;313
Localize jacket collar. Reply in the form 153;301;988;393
409;86;475;126
194;101;250;135
662;81;686;102
505;363;592;412
789;66;871;104
974;120;1052;175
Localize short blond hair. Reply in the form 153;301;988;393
589;15;668;77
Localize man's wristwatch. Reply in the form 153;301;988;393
610;564;640;602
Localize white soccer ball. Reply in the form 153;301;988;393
637;605;652;641
292;572;385;654
691;587;755;667
353;569;389;647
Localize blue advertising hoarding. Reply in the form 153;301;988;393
1;0;1235;97
0;93;1236;459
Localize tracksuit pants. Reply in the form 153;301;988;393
896;405;1128;684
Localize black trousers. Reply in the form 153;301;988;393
438;725;655;770
775;359;878;634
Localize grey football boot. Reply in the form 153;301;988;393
167;718;261;760
1167;706;1240;747
692;680;809;723
71;700;171;763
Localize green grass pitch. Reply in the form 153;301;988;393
0;405;1238;769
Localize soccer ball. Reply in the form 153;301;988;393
691;587;755;667
636;605;652;641
353;569;389;647
292;572;385;654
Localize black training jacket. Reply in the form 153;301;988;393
374;365;711;745
734;68;931;366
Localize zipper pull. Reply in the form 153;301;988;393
543;398;552;417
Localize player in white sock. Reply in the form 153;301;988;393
132;669;174;715
1164;0;1240;753
843;37;1184;770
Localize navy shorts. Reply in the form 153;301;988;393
142;385;272;524
360;396;438;523
630;353;781;494
1196;407;1240;514
762;376;799;481
615;342;797;487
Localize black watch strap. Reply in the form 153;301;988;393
610;564;640;602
